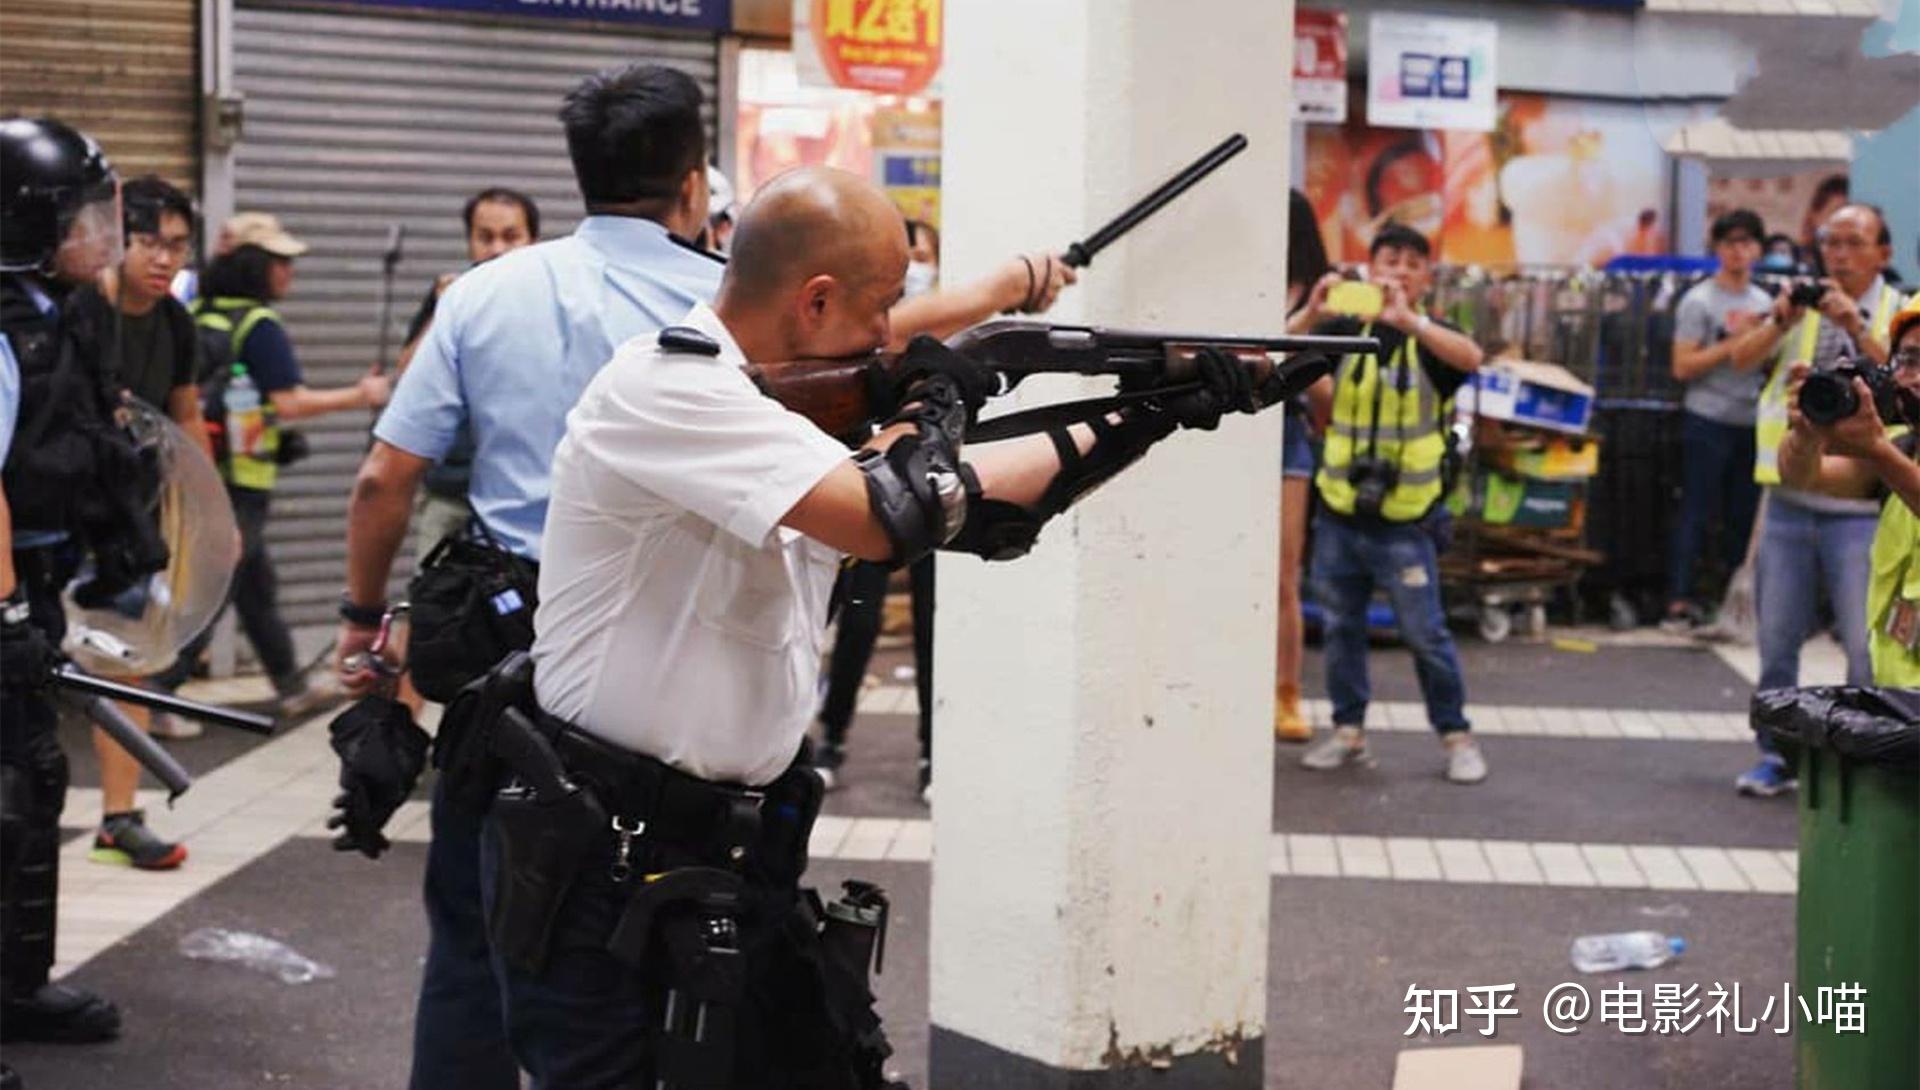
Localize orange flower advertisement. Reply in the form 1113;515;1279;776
808;0;942;96
1305;90;1703;267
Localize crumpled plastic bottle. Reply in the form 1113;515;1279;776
178;927;335;985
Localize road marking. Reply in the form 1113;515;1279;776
852;687;1760;743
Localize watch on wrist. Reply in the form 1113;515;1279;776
338;595;387;628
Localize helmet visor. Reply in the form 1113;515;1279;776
53;185;124;281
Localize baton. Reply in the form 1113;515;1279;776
63;691;194;801
1063;133;1249;269
53;664;277;736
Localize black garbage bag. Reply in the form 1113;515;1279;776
1752;687;1920;772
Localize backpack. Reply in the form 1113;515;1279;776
190;298;306;480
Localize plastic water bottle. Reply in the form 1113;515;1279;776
179;927;334;985
224;364;262;460
1570;930;1687;973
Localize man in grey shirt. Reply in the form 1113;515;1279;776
1664;209;1774;631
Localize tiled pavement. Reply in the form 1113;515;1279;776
13;630;1836;1089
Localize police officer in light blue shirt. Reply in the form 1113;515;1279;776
331;66;723;1090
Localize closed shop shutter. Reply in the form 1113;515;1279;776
232;3;719;633
0;0;200;194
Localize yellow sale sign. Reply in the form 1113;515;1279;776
809;0;942;95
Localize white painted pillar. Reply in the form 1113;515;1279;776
931;2;1294;1085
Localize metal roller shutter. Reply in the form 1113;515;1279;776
0;0;200;193
232;3;719;633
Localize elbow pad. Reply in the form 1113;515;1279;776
856;430;975;567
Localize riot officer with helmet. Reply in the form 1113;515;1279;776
1;117;169;1085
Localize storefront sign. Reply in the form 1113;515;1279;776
336;0;730;31
1367;12;1497;133
1293;8;1348;124
796;0;943;96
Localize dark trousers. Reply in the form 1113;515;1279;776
1;547;75;996
154;485;300;692
408;777;518;1090
1666;411;1761;607
818;556;933;759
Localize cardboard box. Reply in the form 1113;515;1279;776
1459;359;1594;436
1451;467;1582;530
1486;433;1601;481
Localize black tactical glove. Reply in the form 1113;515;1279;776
1160;346;1259;431
327;695;431;860
893;335;999;425
1;609;59;691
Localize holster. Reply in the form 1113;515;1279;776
435;650;534;816
483;703;609;976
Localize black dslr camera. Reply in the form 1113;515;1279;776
1787;279;1828;308
1800;359;1920;427
1349;456;1399;519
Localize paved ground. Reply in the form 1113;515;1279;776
5;626;1839;1089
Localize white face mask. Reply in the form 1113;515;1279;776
904;260;937;298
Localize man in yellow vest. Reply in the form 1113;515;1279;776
1777;292;1920;687
1729;204;1903;796
1286;224;1489;783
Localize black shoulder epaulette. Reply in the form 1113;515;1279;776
658;325;721;357
669;233;728;265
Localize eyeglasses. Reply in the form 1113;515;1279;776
1895;346;1920;375
1817;235;1871;252
130;233;192;259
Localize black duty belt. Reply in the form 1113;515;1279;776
532;712;819;876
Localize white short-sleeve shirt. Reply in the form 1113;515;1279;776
531;302;853;786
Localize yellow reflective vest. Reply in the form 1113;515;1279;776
1315;327;1452;523
192;297;284;491
1869;484;1920;686
1754;283;1904;485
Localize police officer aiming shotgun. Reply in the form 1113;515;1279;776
407;165;1352;1089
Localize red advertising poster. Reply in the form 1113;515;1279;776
809;0;942;96
1293;8;1348;124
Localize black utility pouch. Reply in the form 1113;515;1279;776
407;516;538;703
485;780;609;976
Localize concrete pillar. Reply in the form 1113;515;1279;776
930;2;1293;1086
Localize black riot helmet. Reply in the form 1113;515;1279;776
1;117;122;275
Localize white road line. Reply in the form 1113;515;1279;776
854;688;1764;743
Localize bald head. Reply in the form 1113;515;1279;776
715;167;909;361
1819;202;1890;292
723;167;907;302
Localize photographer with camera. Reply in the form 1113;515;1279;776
1778;292;1920;686
1286;223;1488;784
1728;203;1904;796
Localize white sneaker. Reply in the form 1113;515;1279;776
146;712;202;740
1445;737;1488;784
1301;728;1375;771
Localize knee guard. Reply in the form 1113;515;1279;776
946;407;1178;562
0;721;68;990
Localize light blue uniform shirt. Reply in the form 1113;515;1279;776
375;216;725;560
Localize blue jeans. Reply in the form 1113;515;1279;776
1753;495;1877;755
409;779;519;1090
1310;511;1471;734
1667;411;1761;606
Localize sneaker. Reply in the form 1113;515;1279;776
1735;757;1796;797
0;982;121;1043
916;758;932;806
813;739;847;792
1444;736;1488;784
1301;727;1375;771
274;683;334;722
2;1061;21;1090
146;711;202;740
1658;603;1699;635
91;809;188;870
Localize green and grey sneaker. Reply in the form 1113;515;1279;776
91;810;188;870
1300;727;1376;771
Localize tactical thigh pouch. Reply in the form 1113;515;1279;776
406;519;537;703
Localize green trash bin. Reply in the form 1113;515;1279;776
1756;687;1920;1090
